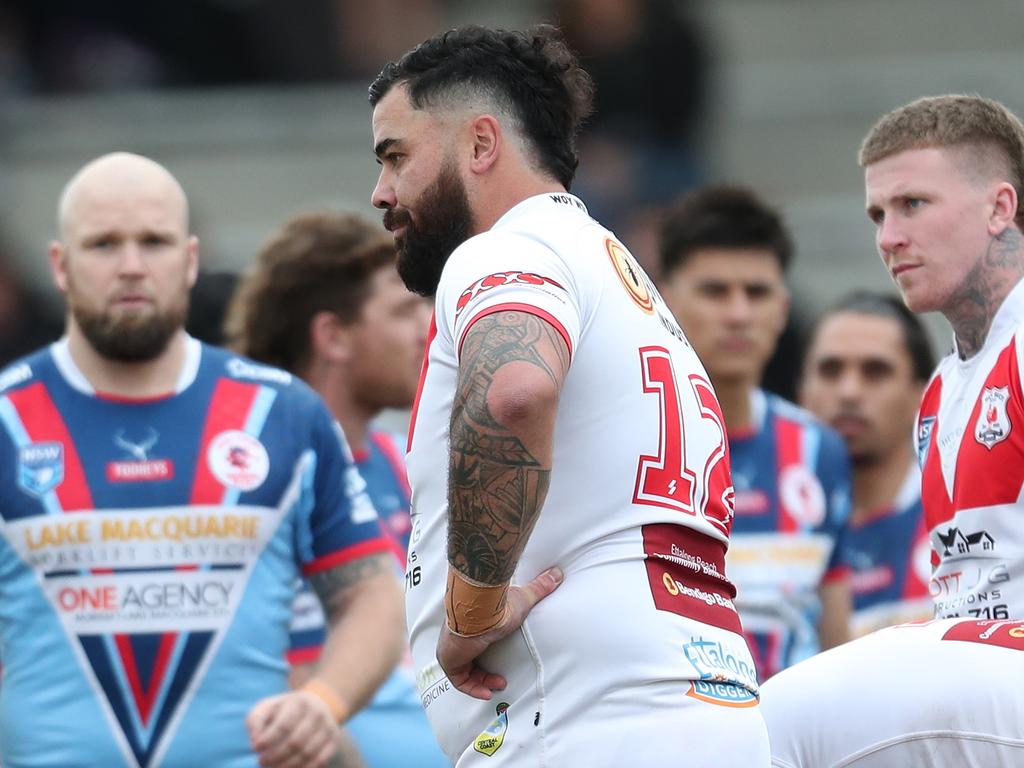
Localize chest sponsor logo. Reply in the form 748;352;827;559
9;505;280;767
917;415;936;466
108;428;174;482
975;386;1011;449
208;430;269;491
936;526;996;557
18;441;64;497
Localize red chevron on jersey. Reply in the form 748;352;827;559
8;382;93;511
190;378;263;504
919;339;1024;530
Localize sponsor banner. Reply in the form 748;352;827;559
47;569;245;634
725;532;832;589
942;619;1024;651
686;680;759;708
682;635;759;693
107;459;174;482
642;523;742;635
7;505;281;571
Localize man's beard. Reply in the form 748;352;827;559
69;287;188;363
387;161;472;297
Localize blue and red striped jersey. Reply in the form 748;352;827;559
0;339;390;768
846;467;932;636
724;389;853;682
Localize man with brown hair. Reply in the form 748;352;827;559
226;211;444;767
861;94;1024;620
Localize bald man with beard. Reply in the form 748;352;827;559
0;153;403;768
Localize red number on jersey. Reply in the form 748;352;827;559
633;347;735;536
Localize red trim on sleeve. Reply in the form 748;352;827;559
821;564;851;584
301;537;395;576
407;313;437;453
458;302;573;361
286;646;323;666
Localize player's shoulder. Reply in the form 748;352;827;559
0;344;58;396
201;344;323;411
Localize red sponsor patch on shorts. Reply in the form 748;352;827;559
942;619;1024;651
642;523;742;635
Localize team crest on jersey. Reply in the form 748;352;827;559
606;237;654;313
975;386;1011;449
917;416;936;466
778;464;826;527
208;430;269;491
473;702;510;756
18;441;64;497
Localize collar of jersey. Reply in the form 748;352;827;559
490;192;589;232
50;335;202;398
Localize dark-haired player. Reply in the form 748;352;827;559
368;24;769;766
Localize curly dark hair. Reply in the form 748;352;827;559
224;212;395;373
658;185;794;275
368;24;594;189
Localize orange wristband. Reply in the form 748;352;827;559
302;678;350;724
445;568;509;637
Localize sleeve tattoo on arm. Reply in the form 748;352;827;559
448;311;570;585
309;553;394;621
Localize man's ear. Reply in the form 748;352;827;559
468;114;502;175
309;310;352;364
49;241;69;294
186;235;200;288
989;181;1018;237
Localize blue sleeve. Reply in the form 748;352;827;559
298;401;392;575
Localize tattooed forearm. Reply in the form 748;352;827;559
447;311;568;584
309;554;393;620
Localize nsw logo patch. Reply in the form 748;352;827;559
917;415;936;466
18;441;64;497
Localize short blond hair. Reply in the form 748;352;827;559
859;94;1024;226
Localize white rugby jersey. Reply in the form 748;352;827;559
916;277;1024;621
405;193;757;759
762;618;1024;767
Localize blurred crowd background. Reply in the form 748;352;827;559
3;0;1024;396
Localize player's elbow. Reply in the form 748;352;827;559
486;367;560;431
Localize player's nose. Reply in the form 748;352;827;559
372;169;396;210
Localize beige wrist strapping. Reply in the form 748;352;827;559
445;568;509;637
